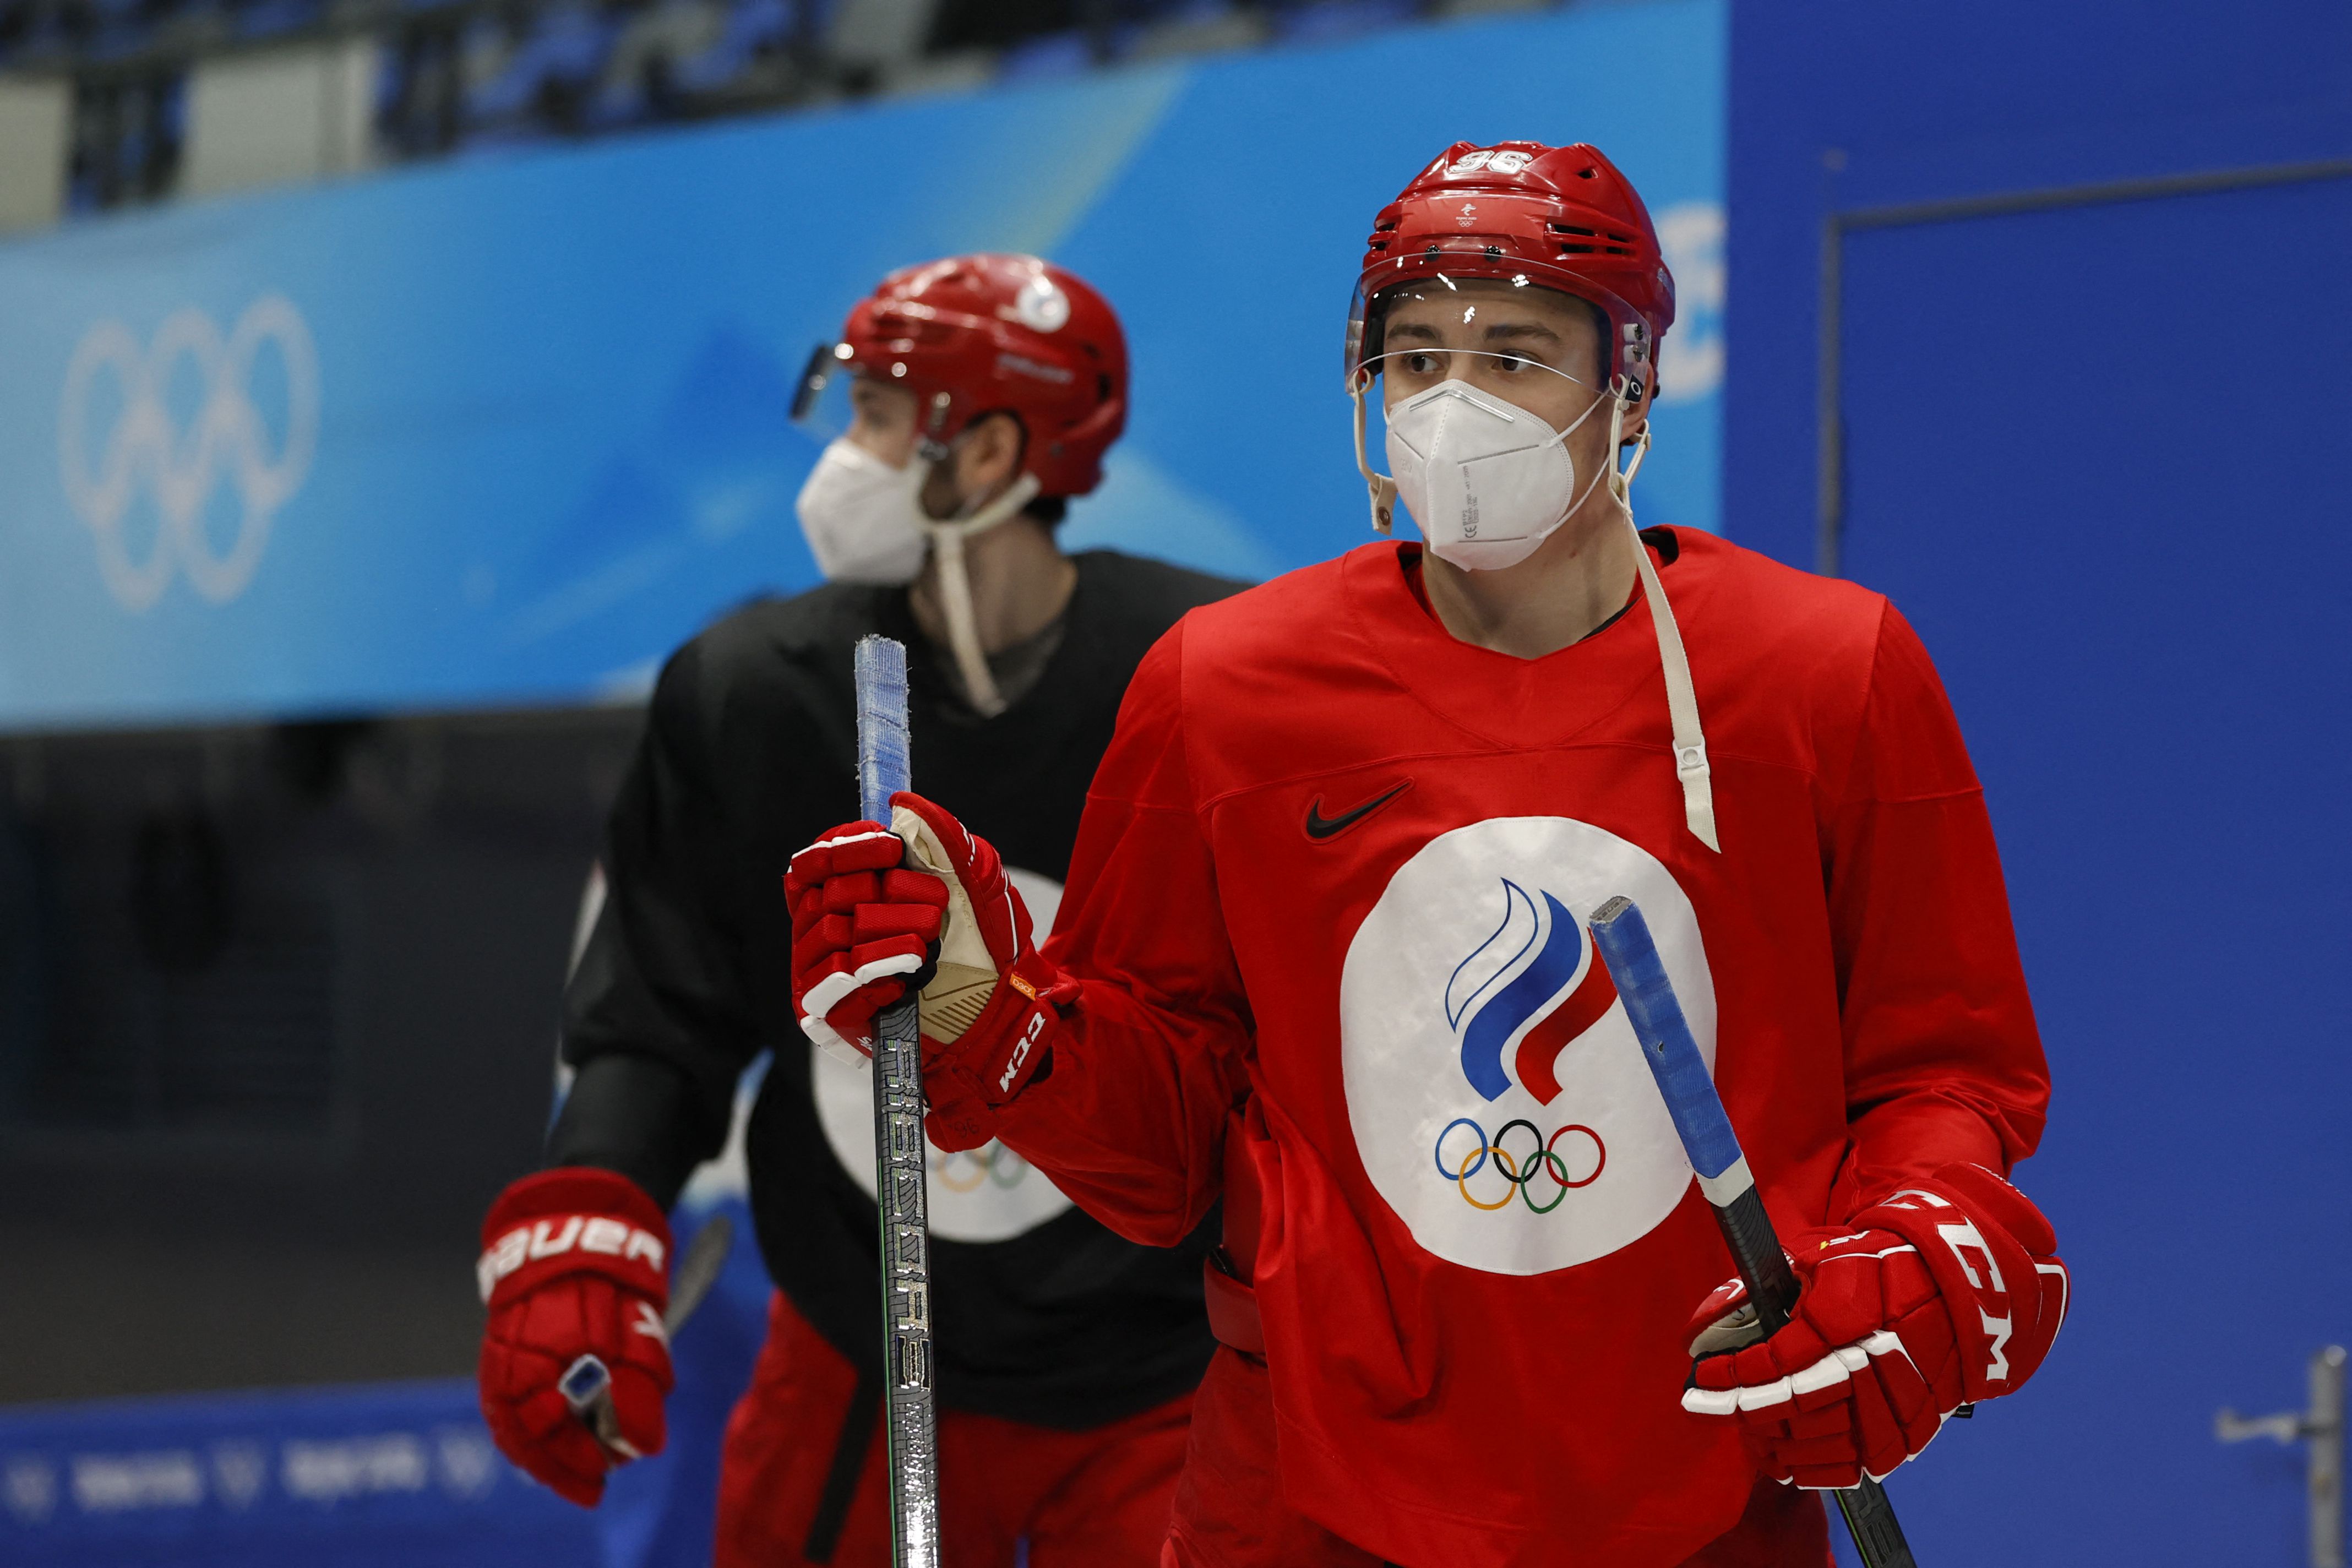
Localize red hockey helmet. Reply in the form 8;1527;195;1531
1346;141;1676;400
796;253;1128;497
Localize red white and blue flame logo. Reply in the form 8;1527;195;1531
1447;878;1621;1105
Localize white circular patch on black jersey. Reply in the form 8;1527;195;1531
812;867;1074;1242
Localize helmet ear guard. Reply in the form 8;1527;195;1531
1619;319;1656;404
1044;383;1127;494
921;390;956;462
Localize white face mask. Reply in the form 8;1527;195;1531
794;434;1046;719
1382;379;1604;572
794;438;930;585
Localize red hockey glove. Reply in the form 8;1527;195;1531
786;815;948;1060
1681;1163;2069;1489
476;1168;674;1506
788;792;1073;1150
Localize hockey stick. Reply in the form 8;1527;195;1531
854;634;942;1568
1587;896;1919;1568
562;1210;736;1457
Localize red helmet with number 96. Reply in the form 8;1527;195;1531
1346;141;1676;401
795;253;1128;497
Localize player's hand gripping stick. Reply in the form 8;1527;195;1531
1587;896;1919;1568
856;635;943;1568
560;1211;734;1457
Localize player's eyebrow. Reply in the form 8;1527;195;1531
1481;321;1563;346
1384;320;1445;343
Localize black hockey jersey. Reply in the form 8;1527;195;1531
554;551;1244;1428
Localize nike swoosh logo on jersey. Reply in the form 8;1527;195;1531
1305;780;1412;841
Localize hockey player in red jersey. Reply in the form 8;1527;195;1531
475;254;1244;1567
786;146;2069;1566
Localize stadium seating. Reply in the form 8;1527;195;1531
4;0;1561;216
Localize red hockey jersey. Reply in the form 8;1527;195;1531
997;531;2050;1566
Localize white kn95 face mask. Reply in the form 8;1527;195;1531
794;438;931;585
1382;379;1605;572
794;433;1046;719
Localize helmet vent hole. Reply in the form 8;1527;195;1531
1548;224;1597;237
1558;243;1597;255
1577;167;1596;178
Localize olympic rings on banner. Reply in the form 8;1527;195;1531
57;296;319;612
932;1140;1030;1193
1433;1117;1606;1213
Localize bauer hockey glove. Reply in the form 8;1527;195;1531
788;791;1074;1150
1681;1162;2069;1489
476;1168;674;1506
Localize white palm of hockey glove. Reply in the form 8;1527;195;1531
1680;1163;2070;1489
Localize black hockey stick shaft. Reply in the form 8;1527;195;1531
1588;896;1918;1568
856;635;941;1568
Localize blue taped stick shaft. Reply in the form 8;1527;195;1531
1587;896;1743;1185
855;636;912;822
1590;896;1919;1568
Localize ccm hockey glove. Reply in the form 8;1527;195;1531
476;1168;674;1506
1681;1162;2069;1489
788;791;1072;1150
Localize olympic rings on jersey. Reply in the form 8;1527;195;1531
58;296;319;612
932;1140;1030;1194
1434;1117;1606;1213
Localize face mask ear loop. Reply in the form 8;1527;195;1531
1608;382;1718;852
921;471;1041;720
1351;371;1398;535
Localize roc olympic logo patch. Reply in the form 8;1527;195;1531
1340;816;1717;1276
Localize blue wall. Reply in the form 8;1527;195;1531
0;0;1723;732
1729;5;2352;1562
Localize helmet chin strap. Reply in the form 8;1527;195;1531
1351;372;1398;534
1605;379;1718;852
922;471;1042;720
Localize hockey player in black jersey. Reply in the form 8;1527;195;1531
474;254;1244;1567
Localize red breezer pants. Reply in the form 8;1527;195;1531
715;1292;1193;1568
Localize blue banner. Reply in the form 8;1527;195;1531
0;1380;592;1566
0;0;1723;730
